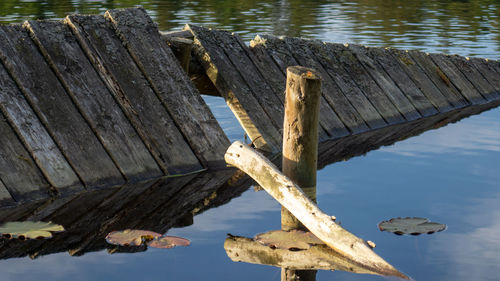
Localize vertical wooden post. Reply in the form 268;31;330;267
281;66;321;281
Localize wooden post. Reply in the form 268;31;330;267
281;66;321;280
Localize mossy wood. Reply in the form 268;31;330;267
224;141;407;278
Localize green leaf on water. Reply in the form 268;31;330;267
105;229;162;246
378;217;446;235
0;221;64;240
255;230;325;250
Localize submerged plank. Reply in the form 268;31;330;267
187;25;282;151
387;48;454;111
253;35;350;139
66;14;203;175
0;109;50;202
105;8;230;164
26;20;162;181
348;44;422;120
306;40;387;130
429;53;488;104
326;43;406;125
0;25;124;189
364;46;439;116
0;60;82;192
283;37;370;134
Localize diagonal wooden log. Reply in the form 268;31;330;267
225;141;408;279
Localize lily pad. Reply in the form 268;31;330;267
378;217;446;235
147;236;191;249
105;229;162;246
0;221;64;240
255;230;325;250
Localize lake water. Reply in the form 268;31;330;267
1;1;500;280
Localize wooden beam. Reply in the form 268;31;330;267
225;141;407;279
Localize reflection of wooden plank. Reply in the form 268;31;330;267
66;15;203;175
26;20;162;181
348;44;422;120
0;58;82;192
253;36;349;139
429;53;488;104
0;109;49;202
365;47;439;116
388;48;454;111
105;8;229;164
187;25;281;151
448;55;500;101
408;50;469;107
307;40;386;129
327;43;406;125
283;37;370;134
0;25;124;189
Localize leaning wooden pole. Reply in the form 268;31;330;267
281;66;321;281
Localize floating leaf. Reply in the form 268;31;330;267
147;236;191;249
0;221;64;240
378;217;446;235
255;230;325;250
105;229;162;246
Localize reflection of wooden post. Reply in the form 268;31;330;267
281;66;321;281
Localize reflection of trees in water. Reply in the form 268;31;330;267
0;0;499;51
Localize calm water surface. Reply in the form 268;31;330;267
1;1;500;280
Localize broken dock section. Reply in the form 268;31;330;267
187;25;500;167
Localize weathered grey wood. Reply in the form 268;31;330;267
326;43;406;125
253;35;350;139
66;15;203;175
0;109;50;202
469;57;500;92
225;141;407;279
365;46;440;116
105;8;230;165
348;44;422;120
448;55;500;101
429;53;488;104
26;20;163;181
0;59;82;192
386;48;455;111
163;36;193;72
306;40;387;130
407;50;470;107
0;181;13;206
0;25;124;189
281;66;321;232
283;37;370;134
186;25;282;151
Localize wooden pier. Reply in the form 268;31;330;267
187;25;500;168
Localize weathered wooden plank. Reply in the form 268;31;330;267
428;53;488;104
469;57;500;92
0;25;124;189
253;35;350;139
407;50;470;107
186;25;282;151
0;109;50;202
208;28;285;131
105;8;230;164
347;44;422;121
447;54;500;101
306;40;387;130
0;180;14;206
364;46;440;116
26;20;163;181
326;43;406;125
283;37;370;134
0;59;82;192
248;36;330;141
66;15;203;175
386;48;455;111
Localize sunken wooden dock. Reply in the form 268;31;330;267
0;8;229;206
186;25;500;168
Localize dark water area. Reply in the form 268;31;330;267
1;1;500;281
